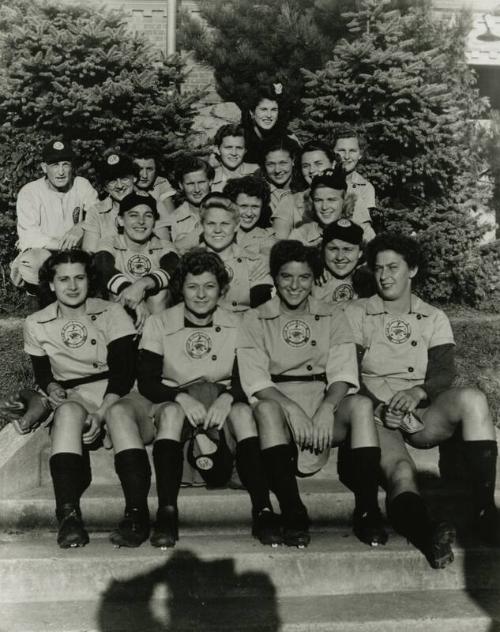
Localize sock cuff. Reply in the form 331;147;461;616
236;436;259;452
115;448;151;473
49;452;83;472
464;439;498;454
153;439;183;458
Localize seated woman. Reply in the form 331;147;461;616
273;139;336;239
94;192;179;329
23;250;137;548
312;219;366;305
223;175;277;256
103;249;281;548
345;232;499;567
237;240;387;548
289;168;357;248
176;193;273;314
82;153;138;253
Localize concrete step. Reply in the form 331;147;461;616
1;531;499;604
2;590;500;631
0;479;486;530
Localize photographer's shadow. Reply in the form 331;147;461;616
97;549;281;632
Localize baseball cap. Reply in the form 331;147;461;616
42;139;74;164
100;153;138;184
118;191;158;217
310;167;347;194
187;427;233;486
322;218;363;247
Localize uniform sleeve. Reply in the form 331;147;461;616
236;311;274;398
79;178;99;213
30;354;55;391
104;303;137;342
429;310;455;348
105;335;137;396
94;250;130;296
423;343;456;401
139;314;165;356
16;187;58;250
147;249;179;292
137;349;179;403
343;301;366;347
23;317;46;356
81;206;101;234
352;181;375;226
325;309;359;389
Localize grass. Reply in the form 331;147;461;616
0;307;498;431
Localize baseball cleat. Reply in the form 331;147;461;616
150;506;178;549
353;508;388;547
56;504;89;549
283;509;311;548
425;521;455;569
252;508;282;546
110;508;150;548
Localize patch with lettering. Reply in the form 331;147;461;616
127;254;151;277
333;283;354;303
185;331;212;359
385;319;411;344
282;319;311;348
61;321;87;348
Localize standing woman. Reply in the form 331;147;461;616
223;175;277;256
237;240;387;548
240;84;299;165
23;250;136;548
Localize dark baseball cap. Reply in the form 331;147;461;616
322;218;364;246
100;153;138;184
118;191;158;217
42;139;74;164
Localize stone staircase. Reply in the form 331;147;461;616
1;424;500;631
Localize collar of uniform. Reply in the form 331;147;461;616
175;201;197;221
110;234;166;252
365;293;434;316
202;239;259;262
35;297;109;323
257;295;332;319
96;197;116;214
161;303;237;334
349;171;368;187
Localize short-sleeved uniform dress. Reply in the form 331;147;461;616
344;294;455;406
23;298;136;411
311;270;357;305
237;295;359;474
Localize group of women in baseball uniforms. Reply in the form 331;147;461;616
8;82;498;567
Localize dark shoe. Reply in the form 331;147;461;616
56;504;89;549
283;509;310;548
110;508;150;548
477;505;500;546
150;506;179;549
252;508;282;546
424;522;455;569
353;508;388;547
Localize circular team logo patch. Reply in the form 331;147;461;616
196;455;214;471
127;254;152;277
282;320;311;348
385;319;411;344
185;331;212;359
333;283;354;303
107;154;119;165
338;218;352;227
224;263;234;281
53;141;64;150
61;321;88;348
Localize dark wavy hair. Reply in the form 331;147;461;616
223;175;272;228
169;248;230;304
38;250;99;308
174;157;215;187
240;84;288;135
213;123;246;147
366;232;421;272
299;139;335;164
270;240;323;282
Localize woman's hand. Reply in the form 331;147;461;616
312;402;335;452
82;412;103;445
204;393;233;430
46;383;67;407
175;392;206;427
284;402;314;449
388;387;425;415
119;279;151;310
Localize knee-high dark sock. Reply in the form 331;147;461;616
80;448;92;496
261;444;305;517
337;443;355;491
387;491;432;550
463;440;498;512
236;437;272;513
50;452;85;513
350;447;381;514
114;449;151;515
153;439;183;508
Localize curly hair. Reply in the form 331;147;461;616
199;193;240;223
366;232;421;271
269;240;323;282
223;176;272;228
174;157;215;187
240;84;288;133
213;123;246;148
260;136;298;167
299;139;335;164
38;250;99;308
169;248;230;304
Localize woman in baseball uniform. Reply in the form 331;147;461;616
103;249;280;548
176;193;273;314
223;175;277;257
237;240;387;548
94;191;179;329
23;250;137;548
344;232;498;567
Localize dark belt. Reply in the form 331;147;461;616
59;371;110;389
271;373;326;384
